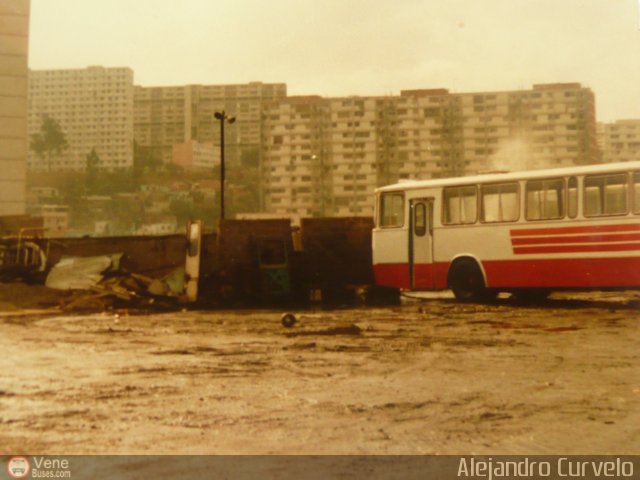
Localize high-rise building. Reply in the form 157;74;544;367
0;0;29;215
397;83;598;176
261;83;599;218
597;119;640;163
172;140;220;170
27;66;134;171
133;85;190;165
261;96;331;217
134;82;287;166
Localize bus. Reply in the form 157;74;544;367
372;161;640;301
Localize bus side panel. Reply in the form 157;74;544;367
372;227;410;289
379;262;448;290
373;263;410;289
412;264;436;289
483;257;640;288
434;262;450;289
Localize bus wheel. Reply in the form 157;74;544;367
449;259;489;302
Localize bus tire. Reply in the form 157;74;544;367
449;259;490;302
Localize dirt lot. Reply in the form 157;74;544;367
0;290;639;455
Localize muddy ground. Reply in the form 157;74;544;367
0;289;638;455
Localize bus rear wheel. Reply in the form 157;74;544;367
449;259;493;302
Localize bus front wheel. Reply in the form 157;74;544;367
449;259;492;302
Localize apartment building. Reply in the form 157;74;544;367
133;85;189;165
0;0;29;215
172;140;220;170
134;82;287;166
597;119;640;163
27;66;134;171
261;94;439;217
261;96;330;217
261;83;598;218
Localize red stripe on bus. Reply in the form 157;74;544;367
511;232;640;246
510;223;640;237
483;257;640;288
513;243;640;255
373;263;448;290
374;257;640;290
373;263;410;289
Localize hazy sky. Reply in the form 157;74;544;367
29;0;640;122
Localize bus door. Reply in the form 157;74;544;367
409;198;435;289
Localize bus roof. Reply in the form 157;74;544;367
375;161;640;193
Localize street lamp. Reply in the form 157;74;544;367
214;110;236;220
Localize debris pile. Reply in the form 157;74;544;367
45;254;187;312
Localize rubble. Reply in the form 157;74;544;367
45;255;118;290
0;252;189;314
56;267;187;313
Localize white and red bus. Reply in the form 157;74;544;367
372;161;640;301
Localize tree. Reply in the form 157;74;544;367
240;146;260;167
133;141;162;178
30;114;68;172
60;173;92;230
228;163;261;213
85;148;100;193
169;198;195;225
163;162;184;175
103;168;137;195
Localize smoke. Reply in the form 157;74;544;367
485;135;537;173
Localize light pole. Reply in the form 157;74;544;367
214;110;236;220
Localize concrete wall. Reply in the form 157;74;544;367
0;0;29;215
300;217;374;287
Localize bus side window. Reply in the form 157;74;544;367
568;177;578;218
585;184;601;216
379;192;405;228
443;186;477;224
634;172;640;214
481;182;519;223
525;178;564;220
584;173;628;217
